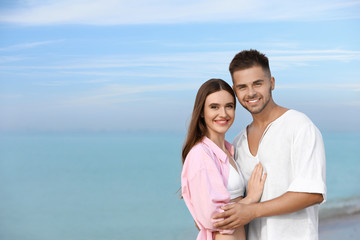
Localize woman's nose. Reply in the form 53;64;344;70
219;107;227;116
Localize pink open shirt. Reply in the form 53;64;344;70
181;137;235;240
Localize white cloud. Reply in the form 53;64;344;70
271;54;360;62
32;78;113;86
101;83;201;94
83;82;200;98
1;48;359;77
0;40;64;51
267;50;360;54
277;83;360;91
0;56;28;63
64;82;201;106
0;0;359;25
0;51;233;80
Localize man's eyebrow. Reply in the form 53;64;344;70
235;79;265;88
253;79;265;83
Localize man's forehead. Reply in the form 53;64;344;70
232;67;269;84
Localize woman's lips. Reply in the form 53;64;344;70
214;119;229;125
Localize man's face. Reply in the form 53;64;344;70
232;66;274;114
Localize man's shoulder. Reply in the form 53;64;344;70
232;129;247;146
282;109;314;127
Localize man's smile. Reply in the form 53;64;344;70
246;98;261;104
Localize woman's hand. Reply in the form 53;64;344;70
242;163;267;204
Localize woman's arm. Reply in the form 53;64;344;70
214;227;245;240
182;149;234;234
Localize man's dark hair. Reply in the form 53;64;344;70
229;49;271;77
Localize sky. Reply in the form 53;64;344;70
0;0;359;133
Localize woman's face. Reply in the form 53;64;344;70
203;90;235;139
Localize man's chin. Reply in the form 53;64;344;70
244;106;263;114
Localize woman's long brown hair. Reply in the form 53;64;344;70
181;79;236;164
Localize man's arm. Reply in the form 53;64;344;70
213;191;323;229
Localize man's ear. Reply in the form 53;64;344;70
270;77;275;90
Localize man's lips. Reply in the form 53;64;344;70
246;98;260;105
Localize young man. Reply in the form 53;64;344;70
213;49;326;240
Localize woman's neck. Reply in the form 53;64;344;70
207;133;227;152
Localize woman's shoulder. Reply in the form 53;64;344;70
184;141;216;169
186;141;207;160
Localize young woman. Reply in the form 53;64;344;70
181;79;266;240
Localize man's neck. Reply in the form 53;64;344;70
251;101;288;129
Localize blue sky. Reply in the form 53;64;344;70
0;0;359;133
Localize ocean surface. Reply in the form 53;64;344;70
0;130;359;240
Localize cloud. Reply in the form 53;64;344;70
0;56;28;63
277;83;360;91
32;78;113;86
102;83;201;94
1;48;359;78
267;50;360;54
0;40;64;51
63;82;201;106
0;0;359;25
0;51;233;81
4;49;360;70
265;49;360;70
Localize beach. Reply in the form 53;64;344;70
319;213;360;240
0;131;359;240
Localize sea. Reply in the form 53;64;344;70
0;130;359;240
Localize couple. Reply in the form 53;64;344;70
181;49;326;240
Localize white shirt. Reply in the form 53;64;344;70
233;110;326;240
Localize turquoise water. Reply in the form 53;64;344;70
0;131;359;240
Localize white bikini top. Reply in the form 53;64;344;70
227;159;246;200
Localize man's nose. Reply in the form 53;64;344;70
247;87;256;98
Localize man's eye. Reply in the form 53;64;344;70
226;105;234;109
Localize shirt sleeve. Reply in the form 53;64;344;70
288;123;327;202
182;148;234;234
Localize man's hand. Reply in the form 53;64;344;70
212;202;256;229
213;192;323;230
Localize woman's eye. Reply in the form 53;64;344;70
210;105;218;109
